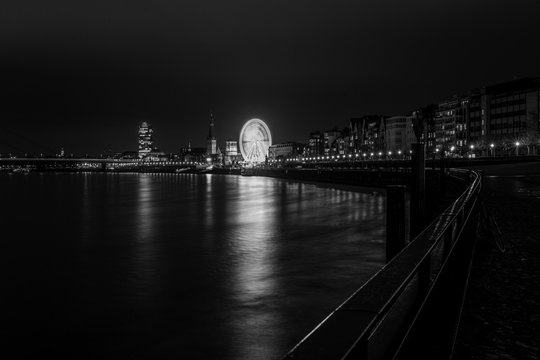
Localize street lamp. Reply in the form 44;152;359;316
515;142;520;156
490;143;495;157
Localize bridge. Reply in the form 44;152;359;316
0;157;204;172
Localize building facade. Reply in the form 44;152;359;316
323;129;339;156
362;116;386;153
138;121;153;158
469;78;540;154
347;115;387;154
434;96;468;151
303;78;540;159
307;131;324;156
385;116;408;153
224;140;239;165
268;142;304;160
225;140;238;156
349;118;363;153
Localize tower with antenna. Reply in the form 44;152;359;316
206;111;217;155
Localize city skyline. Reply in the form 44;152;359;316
2;76;539;158
1;0;540;155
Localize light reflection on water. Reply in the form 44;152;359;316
2;173;386;360
134;175;159;288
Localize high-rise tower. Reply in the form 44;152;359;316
138;121;153;158
206;111;217;155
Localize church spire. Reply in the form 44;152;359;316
206;110;217;155
208;110;215;139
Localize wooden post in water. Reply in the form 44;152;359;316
386;185;406;262
410;142;426;239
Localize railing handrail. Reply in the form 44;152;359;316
282;169;482;360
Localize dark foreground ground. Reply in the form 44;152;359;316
453;162;540;359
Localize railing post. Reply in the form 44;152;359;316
439;152;446;197
386;185;406;262
410;143;426;238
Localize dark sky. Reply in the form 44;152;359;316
1;0;539;155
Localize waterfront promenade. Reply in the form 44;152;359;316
454;162;540;359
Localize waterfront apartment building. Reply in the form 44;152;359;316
406;79;539;156
335;128;350;155
323;129;339;156
307;131;324;156
348;115;386;154
468;78;540;153
434;96;468;151
385;115;424;154
304;78;539;159
363;116;386;153
408;106;437;155
138;121;153;158
349;118;363;153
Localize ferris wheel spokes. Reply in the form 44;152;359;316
239;119;272;163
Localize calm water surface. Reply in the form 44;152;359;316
2;173;385;359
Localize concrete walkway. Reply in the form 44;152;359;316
453;162;540;359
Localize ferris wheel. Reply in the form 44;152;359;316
239;118;272;163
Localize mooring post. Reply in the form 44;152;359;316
410;142;426;239
386;185;406;262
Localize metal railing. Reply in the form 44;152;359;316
282;169;482;360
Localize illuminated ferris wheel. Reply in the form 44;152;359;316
239;118;272;163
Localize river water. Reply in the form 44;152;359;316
1;172;385;359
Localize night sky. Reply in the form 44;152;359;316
1;0;539;155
